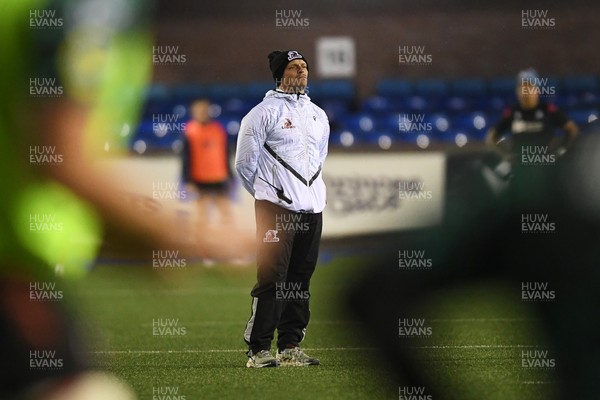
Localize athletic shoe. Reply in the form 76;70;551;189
246;350;279;368
276;346;320;366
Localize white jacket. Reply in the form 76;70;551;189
235;90;329;213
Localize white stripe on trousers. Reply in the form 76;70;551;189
243;297;258;344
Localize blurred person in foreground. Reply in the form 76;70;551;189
0;0;251;398
235;50;330;368
486;68;578;163
348;111;599;398
182;98;233;231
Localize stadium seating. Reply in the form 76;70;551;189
131;76;600;153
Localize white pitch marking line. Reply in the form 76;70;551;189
138;320;360;327
416;344;540;349
137;318;532;327
86;347;375;355
428;318;533;322
86;344;541;355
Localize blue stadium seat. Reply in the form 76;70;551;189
433;129;458;143
172;84;209;104
554;94;580;110
246;82;275;100
569;109;599;126
132;120;184;151
394;113;449;134
427;113;451;133
479;95;513;113
222;98;254;115
145;84;172;102
369;133;395;150
342;114;376;134
452;112;490;140
319;99;350;126
376;79;413;97
217;115;243;137
562;75;598;94
577;92;599;109
311;80;355;100
451;79;487;96
544;77;562;94
402;95;438;112
414;79;449;96
361;96;396;114
141;85;175;118
142;102;178;119
489;77;515;96
439;129;472;147
329;130;357;148
207;84;246;101
443;95;472;113
378;113;402;133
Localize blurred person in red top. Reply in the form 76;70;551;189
182;98;233;228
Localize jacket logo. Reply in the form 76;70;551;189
282;118;295;129
313;115;316;121
263;229;280;243
287;50;303;61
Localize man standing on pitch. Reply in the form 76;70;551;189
235;50;329;368
182;98;233;236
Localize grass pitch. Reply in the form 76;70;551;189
71;257;557;400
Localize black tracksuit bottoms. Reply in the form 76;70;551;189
243;200;323;354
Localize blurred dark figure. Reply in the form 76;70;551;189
0;0;232;398
347;133;600;399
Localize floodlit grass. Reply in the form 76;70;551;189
70;258;556;400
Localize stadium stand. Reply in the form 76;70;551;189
131;76;600;153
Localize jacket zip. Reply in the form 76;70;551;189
294;97;313;210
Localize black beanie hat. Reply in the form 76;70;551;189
268;50;308;83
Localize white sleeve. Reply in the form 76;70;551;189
320;112;330;165
235;107;267;196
